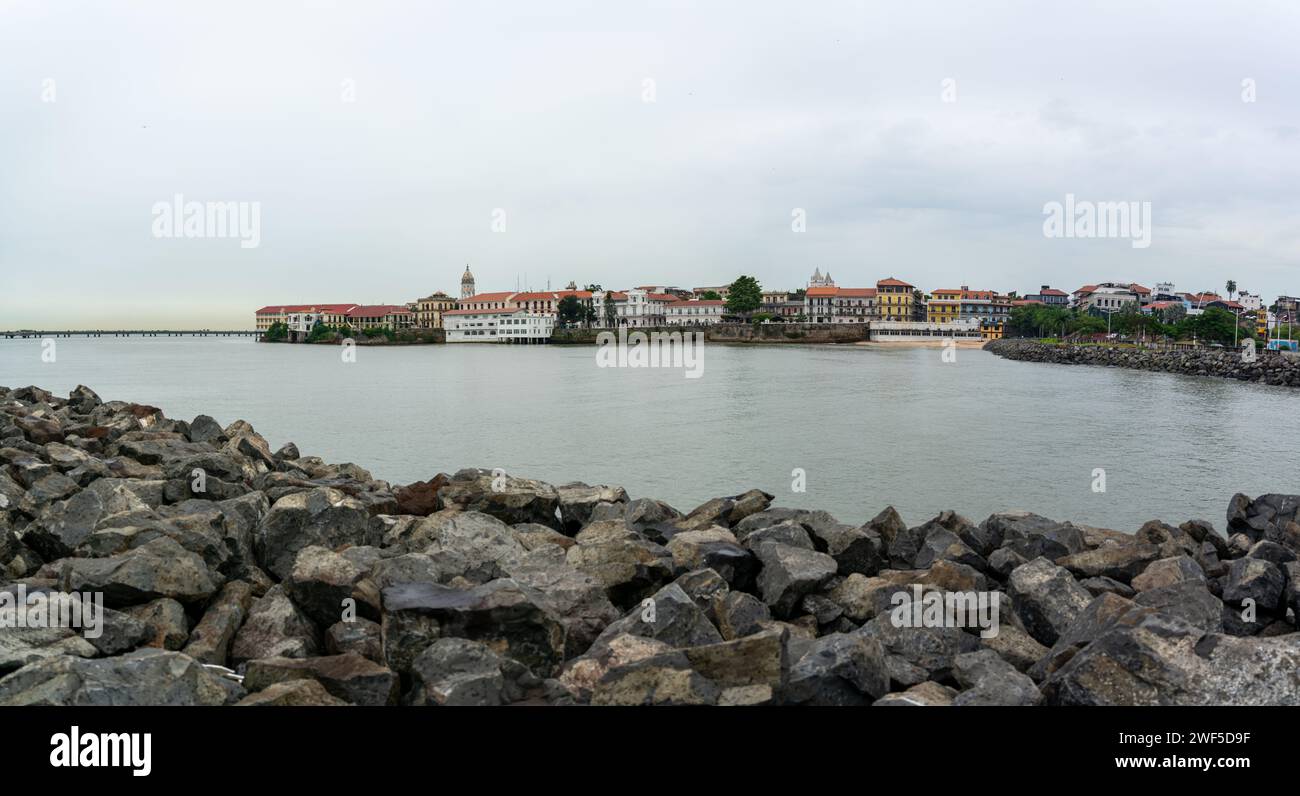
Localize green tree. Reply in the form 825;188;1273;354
698;290;722;301
1225;280;1237;301
603;292;618;327
582;305;597;328
725;276;762;316
263;321;288;342
557;295;583;328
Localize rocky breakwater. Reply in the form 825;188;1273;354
2;383;1299;706
985;338;1300;387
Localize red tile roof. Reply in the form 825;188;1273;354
876;278;913;288
1129;283;1151;294
462;292;517;304
646;293;678;302
1039;289;1068;297
256;304;357;314
806;287;839;297
443;308;521;316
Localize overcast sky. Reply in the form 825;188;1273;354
2;0;1297;329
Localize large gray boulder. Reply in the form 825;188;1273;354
0;649;230;706
255;487;371;580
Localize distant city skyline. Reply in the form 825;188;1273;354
3;1;1298;329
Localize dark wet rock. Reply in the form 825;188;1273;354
0;649;230;706
284;545;376;628
1006;557;1092;646
437;469;561;529
58;536;219;607
325;618;383;662
564;528;673;609
406;637;539;706
857;612;980;683
1222;557;1286;611
236;678;348;706
255;487;372;580
230;585;321;664
380;578;567;677
665;527;755;588
713;590;771;640
556;482;629;533
181;581;255;666
952;649;1042;705
784;632;889;705
1043;611;1300;705
243;652;399;706
1057;543;1162;584
754;542;837;617
1133;579;1224;634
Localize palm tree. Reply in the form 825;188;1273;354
1225;280;1237;301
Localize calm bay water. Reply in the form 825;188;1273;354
2;336;1297;532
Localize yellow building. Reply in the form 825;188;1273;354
927;289;962;324
981;322;1005;341
876;277;917;321
1257;312;1268;342
414;292;457;329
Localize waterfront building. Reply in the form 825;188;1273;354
1077;285;1138;315
869;319;982;341
460;291;517;312
876;277;919;321
413;292;456;329
1023;286;1069;306
692;285;730;299
803;286;876;323
1236;291;1263;312
665;299;725;325
443;308;554;343
460;266;476;300
255;303;357;334
346;305;414;331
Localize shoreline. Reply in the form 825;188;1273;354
985;338;1300;388
1;383;1297;706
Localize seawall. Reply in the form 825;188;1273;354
552;323;870;345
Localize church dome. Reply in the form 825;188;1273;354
461;266;475;284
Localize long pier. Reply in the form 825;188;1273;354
2;330;259;339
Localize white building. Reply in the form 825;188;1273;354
869;319;982;341
665;299;725;325
1077;285;1138;314
443;308;554;343
1237;291;1263;312
591;288;674;327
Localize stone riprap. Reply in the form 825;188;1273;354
1;384;1298;706
985;338;1300;388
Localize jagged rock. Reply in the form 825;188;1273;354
1227;493;1300;553
1006;557;1092;646
951;649;1041;705
1044;611;1300;705
58;536;219;607
123;598;190;650
1223;557;1285;610
325;618;383;662
590;652;721;706
738;519;815;551
1030;592;1136;680
243;652;399;706
186;415;226;445
15;415;65;445
1133;579;1224;633
392;474;448;517
680;628;787;691
623;498;682;539
406;638;539;706
913;526;988;573
586;583;722;656
868;506;921;567
564;530;673;609
785;632;890;705
873;680;957;706
182;581;255;665
857;613;980;683
1057;543;1162;583
236;679;349;706
255;487;372;580
665;527;755;588
284;545;375;628
556;482;629;532
1131;555;1205;592
805;519;885;576
273;442;300;461
713;591;771;640
380;579;567;677
1078;576;1135;598
437;469;561;529
1247;539;1297;565
980;623;1048;673
988;547;1027;579
558;634;675;702
754;542;837;617
0;649;230;706
68;385;102;414
230;585;320;664
501;546;620;659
